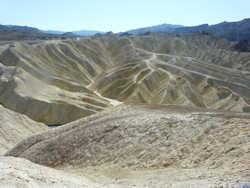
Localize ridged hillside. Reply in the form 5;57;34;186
0;34;250;124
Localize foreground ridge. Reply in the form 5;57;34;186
5;104;250;187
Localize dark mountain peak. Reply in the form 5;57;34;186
125;23;184;35
62;32;77;36
6;25;40;33
0;25;8;29
105;31;115;36
191;24;209;28
242;18;250;22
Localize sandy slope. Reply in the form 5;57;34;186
0;105;47;154
6;104;250;187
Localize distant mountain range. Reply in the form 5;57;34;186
0;25;76;41
0;25;107;41
42;29;106;36
125;18;250;42
0;25;105;38
6;25;40;33
1;18;250;43
172;19;250;42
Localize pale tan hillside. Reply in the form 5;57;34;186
0;34;250;125
0;62;112;125
6;104;250;187
0;156;104;188
0;105;47;154
95;34;250;111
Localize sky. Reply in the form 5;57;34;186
1;0;250;32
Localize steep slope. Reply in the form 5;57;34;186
209;18;250;41
6;105;250;187
0;34;250;125
0;105;47;154
0;62;112;125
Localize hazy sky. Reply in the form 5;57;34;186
1;0;250;32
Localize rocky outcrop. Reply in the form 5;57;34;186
0;105;47;154
6;105;250;186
